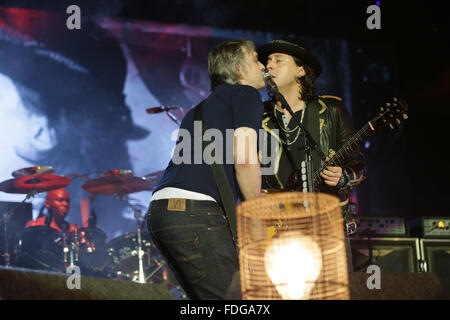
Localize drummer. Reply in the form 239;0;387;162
25;188;78;233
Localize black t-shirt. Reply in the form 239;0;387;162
154;83;264;205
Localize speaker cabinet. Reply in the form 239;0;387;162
420;239;450;293
350;237;420;272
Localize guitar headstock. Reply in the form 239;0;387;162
371;97;408;131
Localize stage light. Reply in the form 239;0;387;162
237;192;350;300
264;232;322;299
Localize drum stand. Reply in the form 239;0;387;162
134;209;146;284
145;259;167;282
1;211;10;267
63;229;79;269
118;194;146;284
1;189;36;267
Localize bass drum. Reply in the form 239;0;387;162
76;227;111;277
14;226;64;272
106;231;161;280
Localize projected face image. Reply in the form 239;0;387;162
0;73;55;212
121;47;174;178
119;47;176;218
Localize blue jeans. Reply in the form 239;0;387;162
147;199;239;300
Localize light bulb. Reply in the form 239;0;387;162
264;232;322;299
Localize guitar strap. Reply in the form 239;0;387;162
306;99;325;169
193;102;238;243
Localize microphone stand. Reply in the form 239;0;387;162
165;110;181;126
147;106;181;126
268;88;325;193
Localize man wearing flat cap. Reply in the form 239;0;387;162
257;38;366;253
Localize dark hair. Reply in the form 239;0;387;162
268;57;318;104
293;57;318;104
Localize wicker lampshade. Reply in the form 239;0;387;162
237;192;349;300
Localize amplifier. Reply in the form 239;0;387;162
419;239;450;293
355;216;408;237
350;237;420;273
422;217;450;238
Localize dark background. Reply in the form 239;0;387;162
2;0;449;220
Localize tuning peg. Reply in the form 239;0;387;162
403;114;408;120
389;123;394;130
396;119;401;125
380;107;384;112
386;102;391;107
393;97;398;102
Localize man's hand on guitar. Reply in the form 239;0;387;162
320;157;342;187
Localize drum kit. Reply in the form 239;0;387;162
0;165;179;289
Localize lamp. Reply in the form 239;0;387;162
264;232;322;299
237;192;349;300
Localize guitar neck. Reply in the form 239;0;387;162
313;122;373;186
286;97;407;191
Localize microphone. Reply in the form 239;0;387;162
263;70;287;109
146;106;178;114
263;71;279;94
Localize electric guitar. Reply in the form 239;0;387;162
262;98;408;237
285;97;408;191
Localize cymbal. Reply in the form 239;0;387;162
0;174;72;194
12;166;55;177
82;170;154;195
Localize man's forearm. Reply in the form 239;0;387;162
233;127;261;200
235;163;261;200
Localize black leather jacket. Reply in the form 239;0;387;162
260;95;366;205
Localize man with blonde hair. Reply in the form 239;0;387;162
147;39;266;299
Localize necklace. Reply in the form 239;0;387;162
273;104;305;146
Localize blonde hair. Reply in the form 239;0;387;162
208;39;255;90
